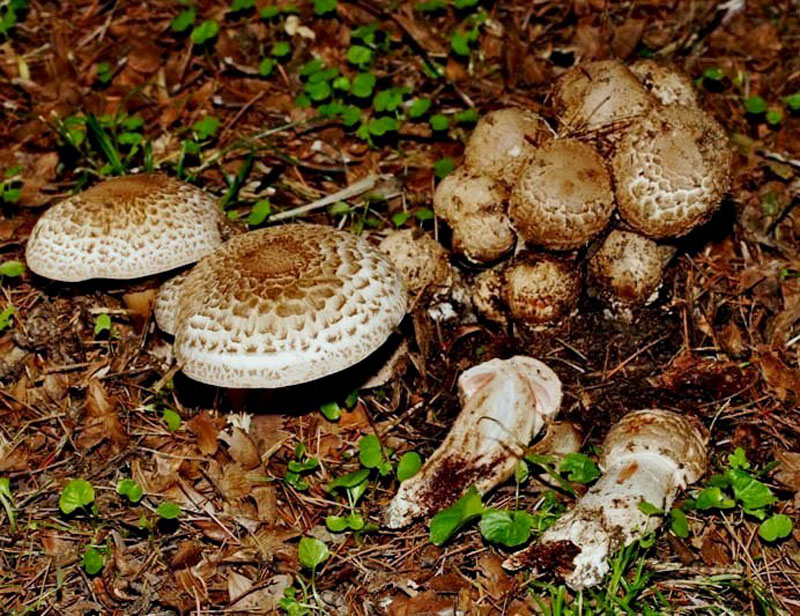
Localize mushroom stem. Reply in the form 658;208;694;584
503;409;707;590
384;356;562;529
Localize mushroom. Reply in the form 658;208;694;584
504;255;582;328
555;60;654;136
378;229;455;304
509;139;614;250
378;228;471;323
630;59;698;108
503;409;707;590
587;229;676;317
433;168;516;264
611;105;732;238
166;224;407;388
25;174;224;282
384;356;562;529
463;108;552;185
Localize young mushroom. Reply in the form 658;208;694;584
463;107;552;185
504;255;582;328
378;228;470;322
629;59;699;108
503;409;707;590
385;356;562;529
162;224;407;388
509;139;615;251
25;174;224;282
433;168;516;264
587;229;676;318
611;105;733;238
555;60;654;137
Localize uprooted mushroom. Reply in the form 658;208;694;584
503;409;707;589
384;356;562;529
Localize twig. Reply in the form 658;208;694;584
269;174;385;222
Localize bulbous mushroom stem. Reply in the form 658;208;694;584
384;356;562;529
503;409;707;590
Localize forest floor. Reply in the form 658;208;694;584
2;0;800;614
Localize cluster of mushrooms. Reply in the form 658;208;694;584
428;59;732;325
21;58;719;592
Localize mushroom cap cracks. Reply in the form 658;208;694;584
612;105;732;238
510;139;614;250
172;224;408;388
25;174;224;282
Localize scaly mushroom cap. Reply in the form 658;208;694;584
433;168;515;263
612;105;732;238
463;108;551;184
172;224;407;388
25;174;223;282
555;60;654;136
630;60;698;107
601;409;707;484
510;140;614;250
588;229;674;306
504;255;581;326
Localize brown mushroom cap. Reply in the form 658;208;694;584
601;409;707;484
25;174;223;282
433;167;507;221
463;108;551;184
630;60;698;108
588;229;675;306
504;255;582;326
378;229;454;301
555;60;654;136
509;139;614;250
433;167;516;263
172;224;407;388
611;105;732;238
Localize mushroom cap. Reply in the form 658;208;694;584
172;224;407;388
630;60;698;107
433;167;515;263
587;229;674;306
451;213;516;264
433;167;507;221
601;409;707;484
504;255;582;325
509;139;614;250
555;60;654;135
154;270;190;336
378;229;453;300
463;108;551;184
25;174;223;282
611;105;732;238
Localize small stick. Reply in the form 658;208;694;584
269;174;385;222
